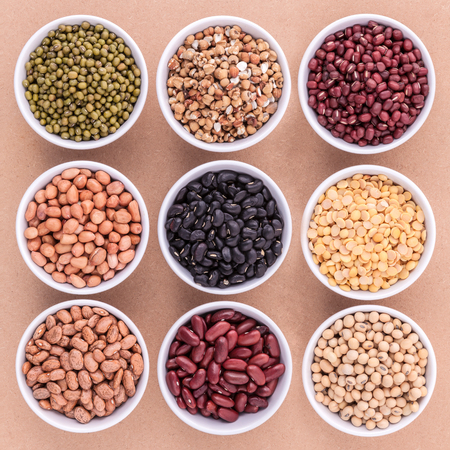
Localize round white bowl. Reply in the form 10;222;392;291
14;15;148;150
16;299;149;433
298;14;436;154
157;300;292;435
300;165;436;300
158;160;292;294
302;304;437;437
156;15;291;152
16;160;149;295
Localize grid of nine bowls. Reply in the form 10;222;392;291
14;14;437;437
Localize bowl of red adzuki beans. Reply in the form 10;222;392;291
298;14;435;154
157;301;292;435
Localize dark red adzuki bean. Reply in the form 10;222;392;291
307;20;429;147
166;309;286;423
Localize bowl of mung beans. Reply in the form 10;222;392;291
302;305;436;436
298;14;435;154
156;15;291;152
14;15;148;150
300;165;435;300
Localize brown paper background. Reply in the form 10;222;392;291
1;0;449;448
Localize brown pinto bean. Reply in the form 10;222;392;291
120;334;137;350
211;393;234;408
222;359;247;372
175;356;197;374
237;330;261;347
214;336;228;364
177;326;200;347
69;349;84;370
190;369;206;390
265;334;280;358
264;363;285;383
130;353;144;377
122;370;136;397
223;371;249;385
205;321;231;342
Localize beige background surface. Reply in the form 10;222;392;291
1;0;449;448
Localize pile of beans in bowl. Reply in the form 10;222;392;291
165;308;285;422
307;20;429;147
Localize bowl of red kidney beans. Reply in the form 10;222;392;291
157;301;292;435
298;14;435;154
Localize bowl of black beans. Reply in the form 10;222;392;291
158;161;292;294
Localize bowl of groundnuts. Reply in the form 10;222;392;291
302;305;436;436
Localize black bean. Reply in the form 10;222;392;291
208;270;220;286
253;237;266;249
256;208;267;219
262;224;275;240
226;220;240;237
194;243;208;262
265;249;276;267
187;191;202;203
227;186;239;197
255;261;268;278
238;173;254;184
246;264;255;278
222;246;232;263
180;243;191;258
169;246;181;261
170;217;182;233
234;190;248;203
245;220;259;230
168;204;184;217
212;192;225;204
226;235;240;247
178;228;191;241
201;258;214;268
229;274;246;284
272;240;283;256
218;182;229;196
241;196;259;209
218;279;230;289
223;212;234;222
266;199;275;217
200;188;209;197
239;239;253;252
256;249;265;260
222;203;241;215
245;248;257;265
167;231;174;241
237;262;250;275
203;216;212;231
263;238;273;251
272;219;283;237
187;180;203;193
217;170;237;183
203;194;213;204
190;230;206;241
236;219;244;229
207;251;222;260
201;172;215;187
208;201;221;214
231;247;245;264
215;236;224;250
246;179;263;194
194;201;207;217
255;193;265;207
242;227;258;240
172;239;186;250
241;207;257;221
212;209;224;227
194;274;209;287
207;229;215;241
219;262;233;275
175;187;188;203
193;218;203;230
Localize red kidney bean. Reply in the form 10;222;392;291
234;392;248;413
177;326;200;347
190;368;206;390
191;341;207;363
177;396;187;409
264;334;280;358
211;309;235;323
182;376;192;388
175;356;197;374
169;341;181;358
226;330;238;352
182;387;196;409
229;312;246;323
187;405;198;415
248;395;268;408
251;337;264;356
218;407;239;423
199;346;214;368
200;408;211;417
222;359;248;371
256;379;278;397
247;380;258;393
229;347;252;359
244;404;259;413
207;360;221;385
223;371;250;385
219;376;238;394
205;321;231;342
261;357;280;370
237;330;261;347
191;315;206;340
211;393;235;408
248;353;270;367
209;383;231;396
236;319;257;335
246;365;266;386
206;400;217;413
177;369;188;378
214;336;229;364
264;364;285;383
193;383;208;398
197;393;208;409
166;371;181;396
166;358;178;370
175;344;192;356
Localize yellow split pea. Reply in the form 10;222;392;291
307;174;426;293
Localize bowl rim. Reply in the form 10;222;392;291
298;13;436;155
156;14;291;152
300;164;436;300
14;14;148;150
15;160;149;294
157;160;293;295
157;300;293;435
302;304;437;437
16;299;150;433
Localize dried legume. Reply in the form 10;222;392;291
311;311;429;429
166;170;284;288
167;25;283;143
307;20;429;147
24;167;142;288
166;308;285;422
23;305;144;423
23;22;141;141
307;173;426;292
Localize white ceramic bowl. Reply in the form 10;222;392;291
14;15;148;150
158;160;292;294
157;301;292;435
298;14;435;154
16;161;149;294
302;304;437;437
156;15;291;152
16;299;149;433
301;165;436;300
